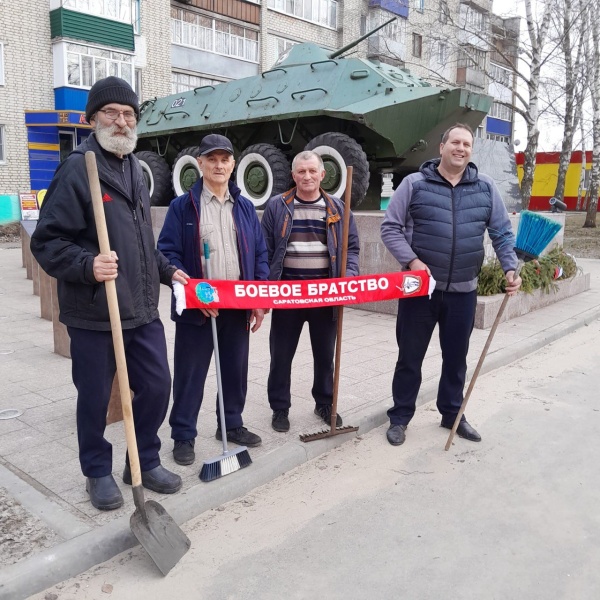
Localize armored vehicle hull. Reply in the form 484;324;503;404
136;26;492;209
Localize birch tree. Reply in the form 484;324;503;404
584;0;599;227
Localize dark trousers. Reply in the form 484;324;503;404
68;319;171;478
388;289;477;426
169;310;249;441
267;307;336;410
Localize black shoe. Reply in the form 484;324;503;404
122;464;182;494
86;475;124;511
314;405;343;427
386;424;407;446
440;418;482;442
215;426;262;447
173;439;195;465
272;409;290;432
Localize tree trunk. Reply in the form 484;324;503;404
585;0;599;227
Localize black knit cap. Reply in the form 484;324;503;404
85;76;139;124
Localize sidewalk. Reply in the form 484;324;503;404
1;242;599;600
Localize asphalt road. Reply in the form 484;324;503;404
30;316;600;600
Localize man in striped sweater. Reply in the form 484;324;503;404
261;151;360;433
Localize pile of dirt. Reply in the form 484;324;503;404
0;223;20;244
562;212;600;259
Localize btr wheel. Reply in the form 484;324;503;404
304;133;370;208
135;151;173;206
172;146;202;196
236;144;292;209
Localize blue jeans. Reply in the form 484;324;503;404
388;289;477;426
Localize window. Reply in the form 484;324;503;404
486;133;511;143
490;102;513;121
0;43;4;86
66;43;134;88
272;36;299;66
413;0;425;12
465;7;485;32
490;63;512;88
171;71;224;94
0;125;5;163
134;67;142;99
412;33;422;58
171;8;259;62
437;42;447;64
63;0;134;24
368;10;403;42
458;45;486;70
132;0;141;34
267;0;337;29
439;0;450;24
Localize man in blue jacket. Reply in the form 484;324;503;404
261;151;360;433
31;77;188;510
381;123;521;447
158;134;268;466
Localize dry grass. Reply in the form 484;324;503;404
562;212;600;259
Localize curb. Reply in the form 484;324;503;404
1;306;599;600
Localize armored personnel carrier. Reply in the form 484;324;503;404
135;19;492;209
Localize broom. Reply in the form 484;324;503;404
444;210;562;451
199;241;252;481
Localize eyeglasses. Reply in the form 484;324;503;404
97;109;137;123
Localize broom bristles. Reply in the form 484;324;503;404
199;447;252;482
515;211;562;259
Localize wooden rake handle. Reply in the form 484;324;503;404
85;151;143;488
444;261;524;450
330;166;353;430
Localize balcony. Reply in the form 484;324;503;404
367;35;405;62
368;0;408;19
456;66;486;89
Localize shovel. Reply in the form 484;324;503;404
85;151;190;575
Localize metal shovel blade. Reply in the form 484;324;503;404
130;499;191;575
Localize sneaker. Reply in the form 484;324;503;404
122;464;182;494
215;426;262;447
314;405;343;427
272;409;290;432
173;439;195;465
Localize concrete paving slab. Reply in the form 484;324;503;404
0;247;599;599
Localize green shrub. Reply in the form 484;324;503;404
477;247;579;296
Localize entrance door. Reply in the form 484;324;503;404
59;131;76;162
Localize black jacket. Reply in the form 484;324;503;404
31;134;175;330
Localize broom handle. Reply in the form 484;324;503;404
444;260;524;451
203;242;229;454
85;152;143;489
330;166;353;430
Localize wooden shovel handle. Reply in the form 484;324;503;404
330;166;353;429
85;151;143;488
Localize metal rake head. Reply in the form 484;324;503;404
299;425;359;443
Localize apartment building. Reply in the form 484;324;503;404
0;0;518;203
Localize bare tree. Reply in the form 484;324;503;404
584;0;599;227
553;0;587;204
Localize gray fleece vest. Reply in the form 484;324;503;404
409;167;492;290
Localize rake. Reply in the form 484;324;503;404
300;166;359;443
444;211;562;451
199;241;252;481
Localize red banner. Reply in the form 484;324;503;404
173;271;433;313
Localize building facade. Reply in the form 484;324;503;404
0;0;519;205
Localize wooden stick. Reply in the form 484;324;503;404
330;166;353;430
85;151;143;491
444;261;524;450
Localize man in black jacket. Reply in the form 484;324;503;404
31;77;188;510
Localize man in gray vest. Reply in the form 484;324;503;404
381;123;521;446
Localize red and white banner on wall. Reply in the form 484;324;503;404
173;271;434;313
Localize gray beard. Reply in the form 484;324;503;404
95;121;138;156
